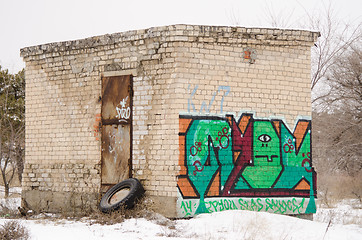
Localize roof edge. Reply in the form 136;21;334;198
20;24;320;59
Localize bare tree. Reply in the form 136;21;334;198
261;1;362;179
312;44;362;177
0;66;25;198
310;8;360;89
262;2;299;29
262;1;361;95
325;45;362;115
313;111;362;176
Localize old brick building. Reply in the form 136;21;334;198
21;24;319;217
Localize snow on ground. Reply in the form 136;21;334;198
0;186;22;198
0;209;360;240
314;199;362;226
0;188;361;240
176;210;361;240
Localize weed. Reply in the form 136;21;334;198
323;219;332;240
0;202;19;218
317;172;362;208
88;196;157;225
0;220;30;240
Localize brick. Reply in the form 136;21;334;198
21;24;315;217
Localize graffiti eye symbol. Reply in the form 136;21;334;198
258;134;271;143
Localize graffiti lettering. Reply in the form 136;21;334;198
206;199;238;212
238;198;264;212
178;112;316;217
188;85;230;113
116;96;130;120
178;197;309;217
264;198;305;214
180;200;193;217
187;85;198;112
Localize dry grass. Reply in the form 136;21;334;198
0;195;158;228
0;202;22;219
0;220;30;240
317;172;362;208
87;196;158;225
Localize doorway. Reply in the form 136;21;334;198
101;75;133;192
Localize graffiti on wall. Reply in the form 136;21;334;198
179;197;309;217
188;85;230;113
116;96;131;121
177;113;316;217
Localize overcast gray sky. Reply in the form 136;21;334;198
0;0;361;73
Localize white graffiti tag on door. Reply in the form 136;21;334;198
116;96;131;121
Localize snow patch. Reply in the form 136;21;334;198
0;190;360;240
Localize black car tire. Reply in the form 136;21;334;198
99;178;144;213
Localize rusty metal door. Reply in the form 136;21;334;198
101;75;133;191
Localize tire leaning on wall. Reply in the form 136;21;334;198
99;178;145;213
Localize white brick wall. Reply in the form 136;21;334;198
20;24;318;214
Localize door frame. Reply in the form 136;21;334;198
100;74;133;192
